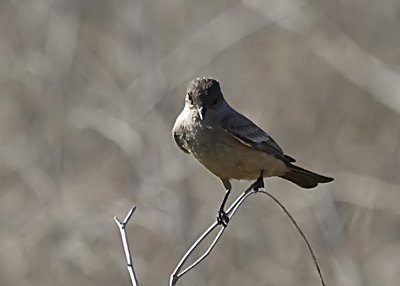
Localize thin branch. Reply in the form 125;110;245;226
170;186;326;286
170;185;257;286
114;206;140;286
173;223;224;280
259;190;326;286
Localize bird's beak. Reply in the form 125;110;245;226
197;106;207;121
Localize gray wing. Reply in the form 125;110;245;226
173;131;190;154
221;111;295;163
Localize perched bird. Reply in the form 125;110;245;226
173;77;333;225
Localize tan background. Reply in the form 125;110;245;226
1;0;400;285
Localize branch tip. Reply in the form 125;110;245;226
114;205;140;286
123;205;137;224
114;216;121;225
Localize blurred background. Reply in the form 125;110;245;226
1;0;400;285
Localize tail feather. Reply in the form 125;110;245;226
280;164;334;189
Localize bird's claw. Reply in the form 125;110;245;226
251;175;264;192
217;210;229;227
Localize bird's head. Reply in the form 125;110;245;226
185;77;224;120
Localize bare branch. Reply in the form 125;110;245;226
114;206;140;286
113;189;325;286
170;185;257;286
258;190;326;286
170;186;326;286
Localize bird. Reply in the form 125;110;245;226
172;77;333;225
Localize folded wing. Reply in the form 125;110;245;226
221;111;295;164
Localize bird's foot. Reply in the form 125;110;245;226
216;185;231;227
251;171;264;192
217;209;229;227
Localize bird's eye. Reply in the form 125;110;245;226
213;99;218;105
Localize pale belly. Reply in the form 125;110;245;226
187;127;287;180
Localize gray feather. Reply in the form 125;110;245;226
221;110;292;163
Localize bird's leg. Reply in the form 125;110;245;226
217;179;232;227
250;170;264;192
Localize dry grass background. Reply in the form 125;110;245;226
1;0;400;285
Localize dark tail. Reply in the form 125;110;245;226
280;164;334;189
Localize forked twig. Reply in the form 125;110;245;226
114;206;139;286
169;186;255;286
169;186;326;286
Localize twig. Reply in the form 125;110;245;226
114;206;140;286
170;186;326;286
169;185;256;286
259;190;326;286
